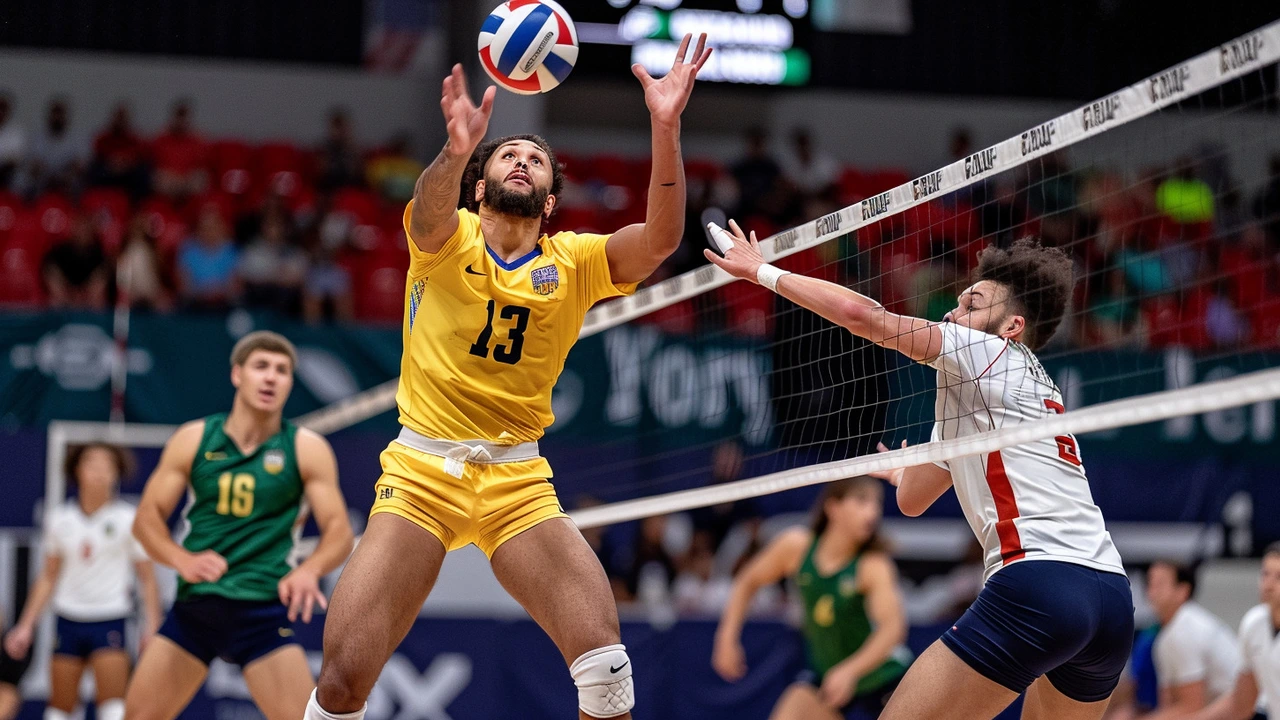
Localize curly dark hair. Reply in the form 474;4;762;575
974;237;1074;351
458;134;564;215
65;443;135;487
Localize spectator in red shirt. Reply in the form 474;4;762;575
89;103;150;199
151;100;207;200
42;214;109;310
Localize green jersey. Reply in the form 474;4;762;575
179;413;304;602
797;536;910;694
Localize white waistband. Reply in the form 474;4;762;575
394;427;540;464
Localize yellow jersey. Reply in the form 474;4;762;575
396;204;636;444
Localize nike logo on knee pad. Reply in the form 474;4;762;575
609;660;629;673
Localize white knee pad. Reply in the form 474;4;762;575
97;698;124;720
570;644;634;719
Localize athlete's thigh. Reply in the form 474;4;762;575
320;513;446;690
769;682;843;720
47;655;85;711
123;635;208;720
1022;676;1111;720
243;645;314;720
489;517;619;664
88;649;131;702
880;640;1018;720
0;683;19;720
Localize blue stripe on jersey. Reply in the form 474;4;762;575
541;50;573;83
498;4;553;77
486;243;542;271
480;13;503;36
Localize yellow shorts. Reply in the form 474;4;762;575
369;441;567;557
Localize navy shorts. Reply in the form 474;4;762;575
942;560;1133;703
53;617;127;659
842;672;904;719
0;633;31;686
157;595;298;667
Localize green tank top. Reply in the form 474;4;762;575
797;536;910;694
178;413;304;602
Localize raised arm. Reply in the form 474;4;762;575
132;420;228;584
276;428;354;623
703;221;944;363
606;34;712;285
712;526;811;682
407;64;495;253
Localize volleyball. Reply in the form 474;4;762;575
477;0;579;95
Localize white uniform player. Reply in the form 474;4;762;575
44;500;148;622
928;322;1125;581
1198;545;1280;720
1154;601;1242;702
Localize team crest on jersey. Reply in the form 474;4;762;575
530;265;559;296
263;449;286;475
839;575;858;597
408;279;426;334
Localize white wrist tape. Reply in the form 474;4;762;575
756;263;790;292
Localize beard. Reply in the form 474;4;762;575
482;172;549;219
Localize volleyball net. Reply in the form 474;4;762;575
50;21;1280;532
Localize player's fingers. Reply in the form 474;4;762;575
673;33;691;65
631;63;653;86
749;230;760;250
901;439;908;449
876;441;890;453
278;583;290;606
691;33;707;66
302;593;315;624
287;594;301;622
703;248;727;268
695;46;713;72
315;592;328;612
727;218;745;240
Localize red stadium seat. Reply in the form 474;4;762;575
257;141;310;199
210;139;258;206
0;191;22;246
81;187;131;253
331;188;381;225
32;194;75;246
138;197;188;257
353;257;408;322
0;244;43;307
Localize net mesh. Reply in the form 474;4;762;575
295;22;1280;526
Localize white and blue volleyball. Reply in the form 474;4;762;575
478;0;579;95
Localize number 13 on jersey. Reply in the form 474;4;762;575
469;299;530;364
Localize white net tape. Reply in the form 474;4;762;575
294;20;1280;437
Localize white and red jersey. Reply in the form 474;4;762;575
926;322;1125;582
42;499;147;621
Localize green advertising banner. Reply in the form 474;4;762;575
0;312;1276;461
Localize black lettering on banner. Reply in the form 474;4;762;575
1147;65;1191;103
1220;33;1264;74
772;229;799;254
859;193;891;221
663;276;684;298
1020;120;1056;156
964;148;996;179
815;211;843;236
912;171;943;200
1082;95;1121;131
606;301;625;319
695;266;715;286
634;289;653;308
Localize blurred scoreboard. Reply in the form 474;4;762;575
560;0;812;86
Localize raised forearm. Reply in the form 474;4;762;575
409;144;471;241
643;120;686;256
837;623;904;680
776;272;883;328
15;573;56;628
715;576;760;644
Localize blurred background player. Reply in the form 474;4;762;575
705;223;1133;720
0;611;32;720
1195;543;1280;720
3;443;159;720
1145;562;1241;718
308;35;711;720
124;331;354;720
713;476;911;720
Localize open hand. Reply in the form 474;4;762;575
441;64;496;159
703;219;765;282
819;661;860;709
711;635;748;682
278;567;327;623
633;33;712;127
3;624;32;659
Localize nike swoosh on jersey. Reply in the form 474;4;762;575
464;264;485;276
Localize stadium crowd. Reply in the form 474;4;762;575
0;94;1277;350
